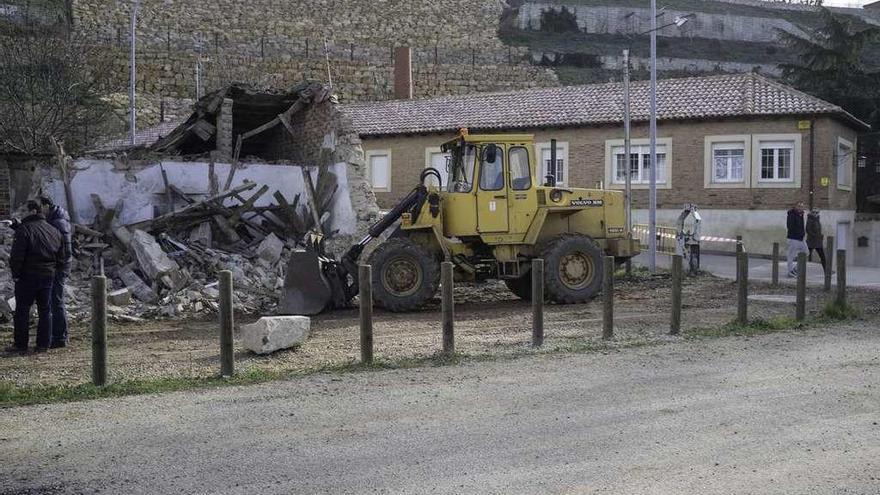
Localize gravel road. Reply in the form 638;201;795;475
2;324;879;494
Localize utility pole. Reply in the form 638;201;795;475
648;0;658;273
129;0;141;146
623;49;632;238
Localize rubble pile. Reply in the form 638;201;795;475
0;176;338;323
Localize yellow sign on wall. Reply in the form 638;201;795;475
798;120;812;130
820;177;830;186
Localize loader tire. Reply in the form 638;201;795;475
542;234;603;304
368;238;439;312
504;274;532;301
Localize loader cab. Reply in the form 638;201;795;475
440;131;538;241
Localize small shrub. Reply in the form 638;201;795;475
822;300;860;321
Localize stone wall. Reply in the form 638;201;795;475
66;0;559;105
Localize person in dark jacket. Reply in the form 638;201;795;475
806;209;827;272
40;196;72;348
786;201;808;277
4;201;64;355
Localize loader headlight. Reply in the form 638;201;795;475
549;189;563;203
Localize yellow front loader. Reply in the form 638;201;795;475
280;130;639;314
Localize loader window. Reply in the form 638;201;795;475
480;144;505;191
447;143;476;193
509;147;531;191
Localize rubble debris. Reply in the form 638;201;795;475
107;288;132;307
130;229;181;281
255;233;284;267
241;316;310;355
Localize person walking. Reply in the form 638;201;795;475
786;201;808;278
4;201;64;355
40;196;72;348
806;208;828;273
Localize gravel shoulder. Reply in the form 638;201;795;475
1;322;878;494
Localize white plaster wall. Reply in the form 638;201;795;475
45;159;356;236
853;220;880;268
632;208;858;265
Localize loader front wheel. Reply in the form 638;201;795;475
368;238;439;312
542;234;603;304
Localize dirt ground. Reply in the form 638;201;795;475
0;272;877;387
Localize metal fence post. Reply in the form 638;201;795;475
796;252;807;322
824;236;834;292
603;256;614;340
670;254;682;335
219;270;234;377
532;259;544;347
91;275;107;386
441;261;454;356
737;252;748;325
359;265;373;364
836;250;847;308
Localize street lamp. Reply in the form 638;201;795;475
647;8;693;272
128;0;142;147
621;11;694;273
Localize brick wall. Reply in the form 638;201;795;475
359;115;859;212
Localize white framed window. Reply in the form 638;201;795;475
535;141;569;186
365;149;391;192
836;137;854;191
703;135;750;188
424;147;451;189
752;134;802;189
604;138;673;190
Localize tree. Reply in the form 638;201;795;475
777;7;880;126
0;29;115;155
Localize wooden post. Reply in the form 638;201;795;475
441;261;454;356
91;275;107;386
796;252;807;322
531;259;544;348
359;265;373;364
219;270;234;377
735;235;743;283
824;236;834;292
836;250;847;307
737;252;748;325
771;242;780;287
603;256;614;340
670;255;682;335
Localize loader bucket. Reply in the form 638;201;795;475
278;249;333;316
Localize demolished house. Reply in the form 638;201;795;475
0;82;379;322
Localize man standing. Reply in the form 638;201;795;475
4;201;64;355
786;201;808;278
40;196;72;348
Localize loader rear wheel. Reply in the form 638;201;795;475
504;274;532;301
542;234;603;304
368;238;439;312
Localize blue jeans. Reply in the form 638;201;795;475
13;274;54;350
51;273;68;345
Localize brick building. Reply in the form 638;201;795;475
341;73;870;263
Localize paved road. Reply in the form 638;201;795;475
635;252;880;289
2;325;879;494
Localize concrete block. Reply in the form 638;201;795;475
255;233;284;266
241;316;310;355
129;229;180;280
107;288;132;306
